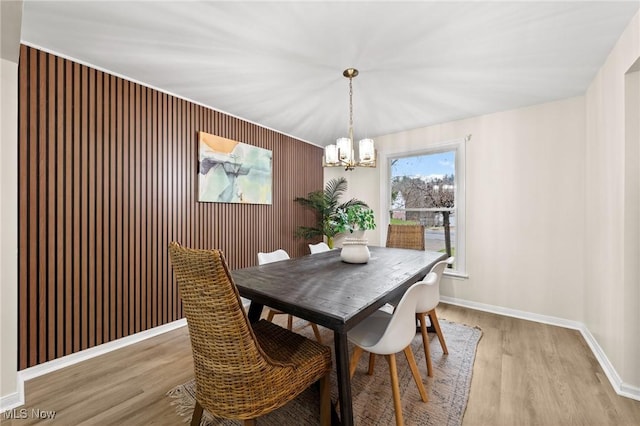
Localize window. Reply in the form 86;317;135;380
388;138;466;276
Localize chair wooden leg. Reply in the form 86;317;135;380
429;309;448;354
190;401;204;426
367;352;376;375
349;345;364;378
319;374;331;426
403;346;428;402
385;354;404;426
244;420;256;426
266;309;276;322
417;312;433;377
287;314;293;330
311;322;323;344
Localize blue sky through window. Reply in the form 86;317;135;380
391;151;455;180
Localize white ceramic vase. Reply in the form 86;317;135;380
340;238;370;264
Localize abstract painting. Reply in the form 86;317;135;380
198;131;272;204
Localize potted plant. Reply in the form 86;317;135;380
332;205;376;237
294;177;369;248
332;205;376;264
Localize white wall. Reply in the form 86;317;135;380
623;67;639;391
1;0;22;409
0;57;19;409
585;10;639;391
331;10;640;393
324;166;381;247
338;97;586;322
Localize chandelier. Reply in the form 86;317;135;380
323;68;376;171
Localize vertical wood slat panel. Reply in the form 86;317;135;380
128;83;136;335
134;84;141;333
28;47;38;367
88;67;96;349
55;56;65;358
72;61;81;354
63;59;72;357
161;92;168;326
17;45;324;370
37;49;48;364
121;79;129;339
46;53;56;361
80;64;89;351
109;75;117;341
95;70;104;346
140;85;148;332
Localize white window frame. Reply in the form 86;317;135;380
386;137;467;277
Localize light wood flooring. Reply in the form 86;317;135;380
3;304;639;425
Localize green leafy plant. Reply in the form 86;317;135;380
294;177;369;248
332;205;376;234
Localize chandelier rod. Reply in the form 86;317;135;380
348;72;354;142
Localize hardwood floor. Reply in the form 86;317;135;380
438;304;640;426
3;304;639;425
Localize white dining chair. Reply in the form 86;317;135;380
308;242;331;254
257;249;290;265
258;249;323;343
348;278;434;426
417;256;454;376
369;256;454;379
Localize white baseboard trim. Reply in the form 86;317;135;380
440;296;640;402
440;296;584;330
0;391;23;414
1;318;187;413
619;382;640;400
579;325;640;401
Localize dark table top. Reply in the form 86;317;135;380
232;246;446;333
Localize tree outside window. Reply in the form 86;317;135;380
390;150;457;264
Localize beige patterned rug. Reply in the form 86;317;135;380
168;318;482;425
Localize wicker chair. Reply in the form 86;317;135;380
385;224;425;251
169;242;332;426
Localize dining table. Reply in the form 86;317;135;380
232;245;446;426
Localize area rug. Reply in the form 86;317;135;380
168;319;482;425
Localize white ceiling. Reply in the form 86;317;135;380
20;1;640;147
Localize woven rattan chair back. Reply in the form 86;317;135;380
385;224;425;251
169;242;332;425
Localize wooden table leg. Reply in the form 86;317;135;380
334;330;354;426
247;302;264;323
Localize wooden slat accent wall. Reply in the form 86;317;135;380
17;45;323;370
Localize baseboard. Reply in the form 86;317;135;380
1;318;187;412
0;391;23;414
578;325;640;401
440;296;584;330
619;382;640;400
440;296;640;402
